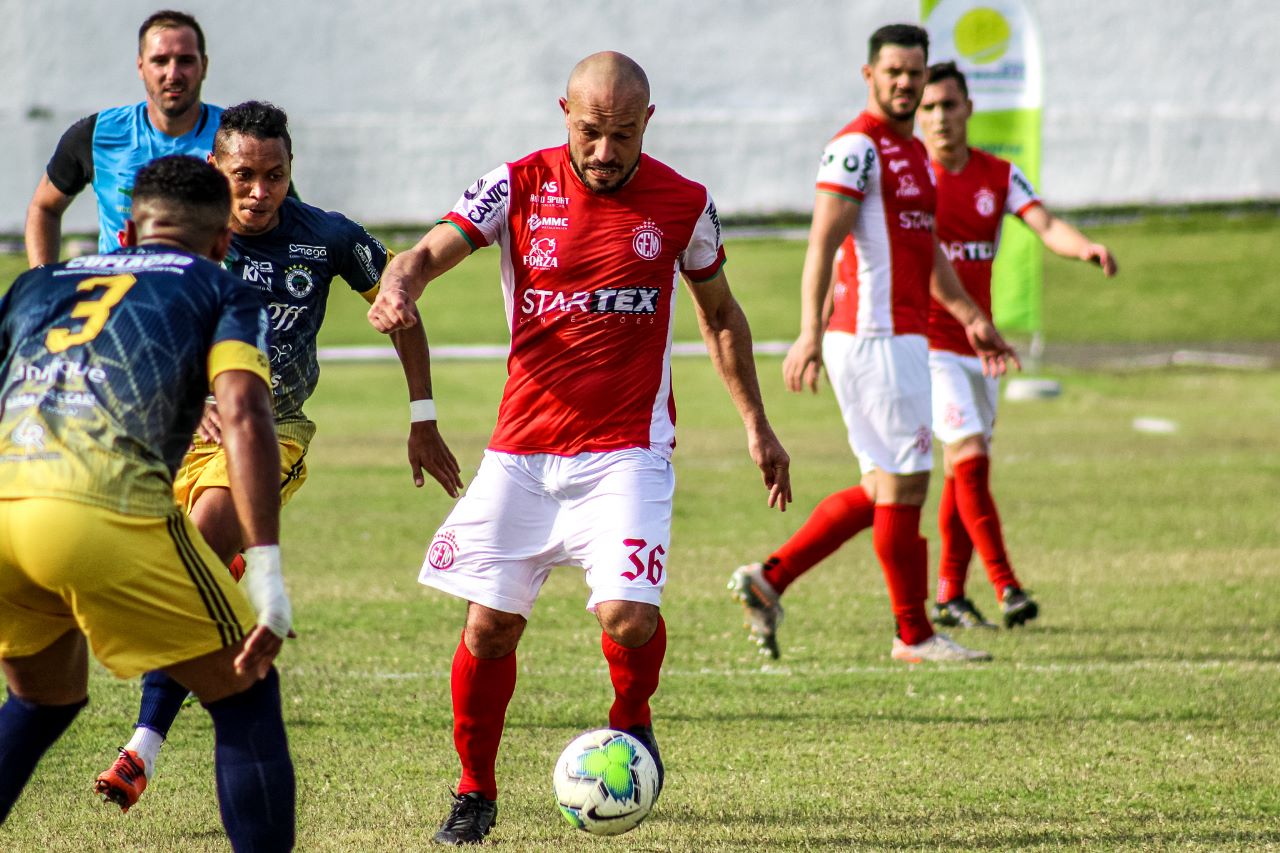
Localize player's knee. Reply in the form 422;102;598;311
598;602;660;648
463;604;525;658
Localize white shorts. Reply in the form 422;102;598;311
930;349;999;445
822;332;933;475
419;448;674;618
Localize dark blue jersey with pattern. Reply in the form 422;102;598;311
46;102;224;253
222;196;388;428
0;246;269;516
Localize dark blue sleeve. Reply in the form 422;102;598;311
333;216;389;295
46;115;98;196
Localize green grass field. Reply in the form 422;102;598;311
2;212;1280;850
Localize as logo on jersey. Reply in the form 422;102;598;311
283;264;315;299
975;188;997;217
523;237;559;269
631;220;663;260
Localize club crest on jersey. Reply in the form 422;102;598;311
523;237;559;269
428;530;458;571
631;220;663;260
975;188;997;217
896;173;922;198
283;264;315;299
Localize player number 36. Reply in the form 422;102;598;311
621;538;665;585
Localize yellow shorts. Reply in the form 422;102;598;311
173;437;309;513
0;498;255;679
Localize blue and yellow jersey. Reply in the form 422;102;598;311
0;246;270;516
46;102;224;254
222;196;389;441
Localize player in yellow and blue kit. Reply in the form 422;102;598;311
93;101;465;811
0;155;296;850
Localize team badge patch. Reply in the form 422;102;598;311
631;221;663;260
283;265;315;299
427;530;458;571
975;188;997;217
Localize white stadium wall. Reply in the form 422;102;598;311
3;0;1279;234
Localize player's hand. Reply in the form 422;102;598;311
748;425;792;512
964;318;1022;377
197;401;222;444
409;421;464;497
1082;243;1118;277
368;287;421;334
782;332;824;393
234;624;284;680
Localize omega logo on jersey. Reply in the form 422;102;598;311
288;243;327;260
898;211;935;231
520;286;661;317
522;237;559;269
975;188;997;217
941;241;995;262
466;179;510;223
896;173;922;198
283;265;315;299
631;220;663;260
528;213;570;232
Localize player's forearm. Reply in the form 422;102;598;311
1037;216;1094;260
216;378;282;547
390;320;433;401
24;206;62;267
797;243;836;338
701;299;770;431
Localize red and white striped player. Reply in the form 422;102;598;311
730;24;1017;664
368;52;791;845
919;61;1118;630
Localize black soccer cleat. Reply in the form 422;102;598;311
931;596;997;630
1000;586;1040;628
625;724;664;796
433;789;497;845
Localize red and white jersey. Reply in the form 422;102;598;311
820;112;937;337
440;145;726;458
928;147;1041;355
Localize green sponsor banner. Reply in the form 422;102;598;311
922;0;1044;335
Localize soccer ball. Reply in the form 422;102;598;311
552;728;660;836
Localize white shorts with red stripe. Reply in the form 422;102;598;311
929;349;999;445
418;448;673;618
822;331;933;476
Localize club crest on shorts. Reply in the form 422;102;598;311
427;530;458;571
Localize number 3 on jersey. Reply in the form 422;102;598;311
44;274;137;353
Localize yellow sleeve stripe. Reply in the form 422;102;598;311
358;248;394;304
208;340;271;388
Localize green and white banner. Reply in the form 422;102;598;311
921;0;1044;336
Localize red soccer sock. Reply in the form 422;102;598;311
936;476;973;603
763;486;875;594
451;636;517;800
872;504;933;646
602;617;667;730
953;455;1019;598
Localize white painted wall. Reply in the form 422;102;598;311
3;0;1278;234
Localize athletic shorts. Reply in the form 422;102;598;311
0;498;255;679
929;349;999;445
174;436;309;513
419;448;674;618
822;331;933;475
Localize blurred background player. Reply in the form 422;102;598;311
918;61;1118;630
0;155;295;850
93;102;462;812
729;24;1017;663
368;51;791;844
25;11;220;264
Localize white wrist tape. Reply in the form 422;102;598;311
242;545;291;639
410;399;437;422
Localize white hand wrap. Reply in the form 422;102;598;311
242;545;291;639
410;399;437;422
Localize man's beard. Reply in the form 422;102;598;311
570;153;641;194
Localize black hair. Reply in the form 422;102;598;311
927;61;969;97
131;154;230;235
868;23;929;64
214;100;293;157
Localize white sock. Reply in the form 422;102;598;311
125;726;165;778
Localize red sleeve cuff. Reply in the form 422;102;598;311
816;182;865;201
440;212;488;249
681;245;728;283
